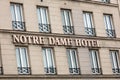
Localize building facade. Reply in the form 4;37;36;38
0;0;120;80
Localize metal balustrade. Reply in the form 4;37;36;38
112;68;120;73
106;29;116;37
69;68;80;74
18;67;31;74
63;25;74;34
85;27;96;36
44;67;56;74
92;68;102;74
39;23;51;32
12;21;25;30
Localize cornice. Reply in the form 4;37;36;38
0;74;119;79
68;0;118;7
0;29;119;41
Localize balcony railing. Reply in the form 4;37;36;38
18;67;31;74
0;67;3;75
85;27;96;36
63;25;74;34
112;68;120;74
92;68;102;74
39;23;51;32
106;29;116;37
44;67;56;74
12;21;25;30
69;68;80;74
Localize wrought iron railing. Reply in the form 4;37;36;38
12;21;25;30
39;23;50;32
112;68;120;73
69;68;80;74
18;67;31;74
63;25;74;34
106;29;116;37
92;68;102;74
0;67;3;75
85;27;96;36
44;67;56;74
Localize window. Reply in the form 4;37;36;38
42;48;56;74
83;12;96;36
10;3;25;30
102;0;110;3
104;14;115;37
37;7;50;32
67;49;80;74
61;9;74;34
110;50;120;74
16;47;30;74
89;50;101;74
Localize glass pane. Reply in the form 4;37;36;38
86;13;92;28
61;10;66;25
83;13;87;28
10;4;16;21
41;8;47;24
47;49;53;68
16;48;21;67
67;50;72;68
71;50;77;68
20;48;28;67
16;4;22;21
42;49;48;67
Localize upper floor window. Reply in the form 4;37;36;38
67;49;80;74
110;50;120;74
89;50;101;74
42;48;56;74
15;47;30;74
102;0;110;3
37;7;50;32
83;12;96;36
61;9;74;34
104;14;116;37
10;3;25;30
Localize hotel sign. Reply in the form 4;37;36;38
12;34;99;47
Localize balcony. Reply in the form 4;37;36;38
12;21;25;30
92;68;102;74
106;29;116;37
63;25;74;34
44;67;56;74
39;23;51;33
85;27;96;36
69;68;80;74
112;68;120;74
18;67;31;75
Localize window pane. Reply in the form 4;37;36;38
11;4;16;21
16;48;21;67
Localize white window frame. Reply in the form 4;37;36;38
10;3;24;30
83;12;95;36
37;7;50;32
67;49;79;74
102;0;110;3
42;48;56;74
110;50;120;74
61;9;73;34
15;47;30;74
89;50;101;74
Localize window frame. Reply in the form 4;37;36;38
110;50;120;74
89;49;102;74
66;48;80;74
42;47;56;74
10;3;25;31
15;47;31;75
61;9;74;34
37;6;51;33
